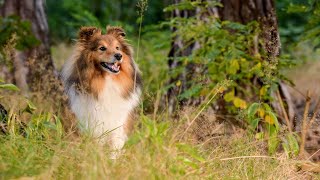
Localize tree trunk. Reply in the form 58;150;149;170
0;0;75;131
218;0;295;126
166;0;218;114
219;0;280;61
0;0;60;95
218;1;320;163
166;0;295;125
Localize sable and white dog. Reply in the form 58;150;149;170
61;26;142;154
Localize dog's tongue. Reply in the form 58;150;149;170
112;64;119;71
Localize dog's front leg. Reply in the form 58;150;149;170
108;127;127;159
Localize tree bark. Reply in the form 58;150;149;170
0;0;59;95
218;0;295;125
219;0;280;61
166;0;295;125
166;0;218;114
0;0;75;131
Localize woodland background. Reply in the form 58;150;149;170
0;0;320;179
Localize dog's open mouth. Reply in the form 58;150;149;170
100;62;120;74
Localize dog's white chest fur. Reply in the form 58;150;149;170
68;76;140;147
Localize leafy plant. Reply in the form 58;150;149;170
0;83;20;92
282;133;300;158
164;1;291;110
163;0;296;155
247;103;280;154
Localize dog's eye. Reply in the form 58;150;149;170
99;47;107;51
116;47;120;50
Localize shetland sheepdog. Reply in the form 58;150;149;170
61;26;142;154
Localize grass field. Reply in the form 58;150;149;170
1;32;320;179
0;115;313;179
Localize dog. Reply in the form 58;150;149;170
61;26;142;155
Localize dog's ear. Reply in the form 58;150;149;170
78;26;101;41
106;26;126;38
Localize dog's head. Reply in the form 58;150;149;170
77;26;132;74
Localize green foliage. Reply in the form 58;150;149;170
163;0;299;155
127;115;170;147
164;0;221;12
0;100;63;178
0;83;20;92
291;0;320;48
247;102;300;156
46;0;102;42
46;0;169;42
164;2;289;111
247;103;281;154
0;16;39;71
282;133;300;158
0;15;39;51
0;80;20;101
21;100;37;114
135;29;171;111
277;0;309;46
278;0;320;50
25;113;63;140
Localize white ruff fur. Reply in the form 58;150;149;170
62;58;140;151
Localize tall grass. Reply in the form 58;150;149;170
0;108;305;179
1;107;316;179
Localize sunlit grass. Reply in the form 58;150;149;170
1;109;316;179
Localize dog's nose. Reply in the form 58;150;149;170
114;53;122;61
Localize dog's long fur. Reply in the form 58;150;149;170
61;26;142;152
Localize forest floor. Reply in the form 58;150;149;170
1;34;320;179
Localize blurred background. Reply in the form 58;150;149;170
45;0;320;103
1;0;320;178
0;0;319;120
46;0;171;43
0;0;319;125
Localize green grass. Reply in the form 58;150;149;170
1;110;318;179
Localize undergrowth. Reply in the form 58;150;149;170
0;104;315;179
0;77;317;179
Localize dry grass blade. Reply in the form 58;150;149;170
299;90;311;157
276;89;292;133
179;86;221;140
308;149;320;161
300;162;320;173
220;156;281;161
153;89;162;120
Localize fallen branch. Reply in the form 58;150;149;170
220;155;281;161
